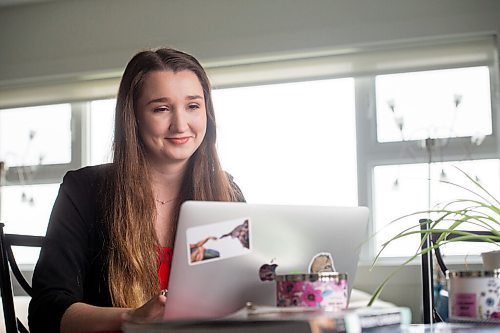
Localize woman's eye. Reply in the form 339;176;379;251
153;106;169;112
188;104;200;111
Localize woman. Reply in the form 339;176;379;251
28;48;244;333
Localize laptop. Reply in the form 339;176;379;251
163;201;369;320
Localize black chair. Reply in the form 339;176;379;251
420;218;499;324
0;223;44;333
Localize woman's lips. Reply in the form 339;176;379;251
167;137;190;144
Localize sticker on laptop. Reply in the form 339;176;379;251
259;259;278;282
308;252;335;273
186;217;251;265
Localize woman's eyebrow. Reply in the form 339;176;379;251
146;97;170;105
186;95;203;101
146;95;203;105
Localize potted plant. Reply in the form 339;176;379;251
367;166;500;312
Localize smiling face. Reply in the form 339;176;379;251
136;70;207;168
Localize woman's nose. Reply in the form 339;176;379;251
169;108;188;132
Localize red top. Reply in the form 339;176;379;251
77;248;174;333
158;247;174;290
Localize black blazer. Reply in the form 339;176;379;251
28;164;245;333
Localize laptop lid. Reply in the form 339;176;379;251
164;201;369;320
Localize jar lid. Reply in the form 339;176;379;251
447;269;500;279
275;272;348;282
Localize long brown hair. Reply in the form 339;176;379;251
106;48;241;307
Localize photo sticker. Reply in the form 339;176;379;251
186;217;251;265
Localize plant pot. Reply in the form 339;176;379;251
447;270;500;321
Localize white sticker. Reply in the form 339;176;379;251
308;252;336;273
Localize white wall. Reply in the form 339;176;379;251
0;0;499;323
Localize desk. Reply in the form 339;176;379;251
401;323;500;332
121;322;500;333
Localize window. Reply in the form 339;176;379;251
213;78;358;206
0;103;76;255
0;104;72;166
0;103;74;264
368;65;498;259
376;67;492;142
89;99;115;165
373;159;500;258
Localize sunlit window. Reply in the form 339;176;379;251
213;78;358;206
376;67;492;142
373;159;500;258
89;99;115;165
371;64;497;259
0;104;72;167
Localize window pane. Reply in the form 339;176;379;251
213;78;358;206
0;104;72;166
376;67;492;142
0;183;59;264
90;99;115;165
373;159;500;257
